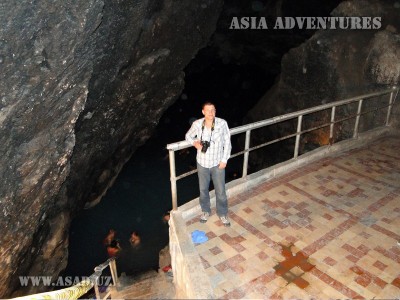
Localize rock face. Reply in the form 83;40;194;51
244;0;400;169
0;0;223;297
211;0;343;76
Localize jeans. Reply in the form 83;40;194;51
197;163;228;216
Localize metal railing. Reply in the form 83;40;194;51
166;86;399;210
12;258;119;300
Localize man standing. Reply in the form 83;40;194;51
185;102;232;226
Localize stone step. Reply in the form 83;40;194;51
110;270;175;299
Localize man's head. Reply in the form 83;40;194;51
202;102;216;121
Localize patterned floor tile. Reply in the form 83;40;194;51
185;135;400;299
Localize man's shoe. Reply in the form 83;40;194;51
220;215;231;227
200;212;210;223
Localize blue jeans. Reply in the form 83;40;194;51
197;163;228;216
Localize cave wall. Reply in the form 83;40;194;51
0;0;223;297
245;0;400;169
212;0;343;76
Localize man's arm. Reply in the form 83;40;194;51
185;121;202;150
219;120;232;168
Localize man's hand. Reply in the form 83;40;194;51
218;162;227;169
193;140;202;150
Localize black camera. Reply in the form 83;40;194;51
201;141;210;153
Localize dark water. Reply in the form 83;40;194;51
63;131;200;277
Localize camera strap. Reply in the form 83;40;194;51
200;118;215;143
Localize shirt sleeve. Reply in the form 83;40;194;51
185;120;200;145
221;120;232;163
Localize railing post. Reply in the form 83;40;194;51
353;99;363;138
330;106;336;144
386;91;394;126
94;276;100;300
169;150;178;210
242;130;251;177
110;258;119;287
294;115;303;159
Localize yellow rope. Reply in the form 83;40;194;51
11;278;93;300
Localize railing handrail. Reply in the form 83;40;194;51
166;86;399;210
167;86;398;151
11;257;118;300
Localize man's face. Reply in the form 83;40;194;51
202;104;216;121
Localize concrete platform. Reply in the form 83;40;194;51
185;134;400;299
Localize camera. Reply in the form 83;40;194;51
201;141;210;153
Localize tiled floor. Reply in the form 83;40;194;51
186;135;400;299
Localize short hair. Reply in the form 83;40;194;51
202;102;215;109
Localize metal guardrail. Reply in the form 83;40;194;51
166;86;399;210
92;258;119;299
12;258;119;300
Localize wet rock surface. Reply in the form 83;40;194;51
244;0;400;169
0;0;222;297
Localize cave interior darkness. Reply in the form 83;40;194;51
64;0;344;279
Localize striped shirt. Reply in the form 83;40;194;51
185;117;232;168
